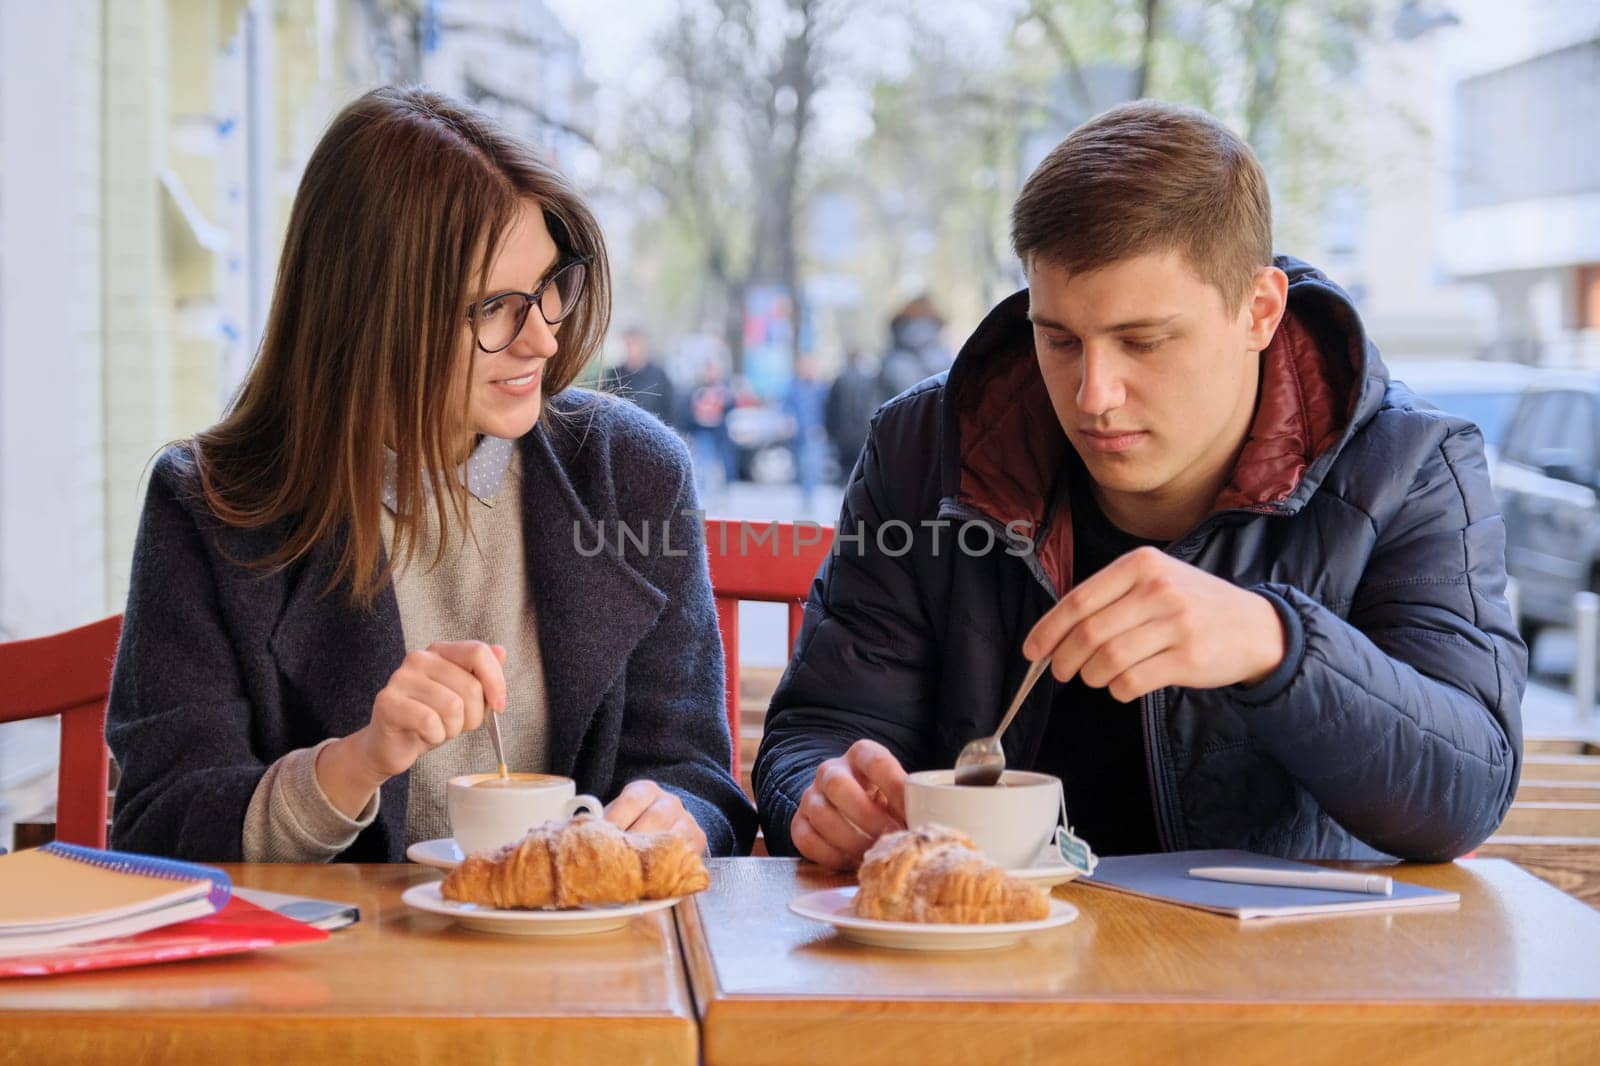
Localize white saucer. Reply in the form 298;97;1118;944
788;886;1078;951
1005;855;1084;890
407;837;466;870
401;881;681;936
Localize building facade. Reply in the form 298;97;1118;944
1440;0;1600;366
0;0;587;840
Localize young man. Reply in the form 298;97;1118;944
753;101;1526;869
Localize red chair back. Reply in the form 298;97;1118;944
0;614;121;847
704;519;834;775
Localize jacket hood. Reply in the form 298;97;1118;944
938;255;1390;594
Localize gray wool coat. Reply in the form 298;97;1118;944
107;390;757;861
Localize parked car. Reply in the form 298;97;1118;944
1492;372;1600;639
1386;359;1541;465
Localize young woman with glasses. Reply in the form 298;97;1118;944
106;87;755;862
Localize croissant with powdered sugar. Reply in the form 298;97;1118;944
854;825;1050;924
441;813;709;909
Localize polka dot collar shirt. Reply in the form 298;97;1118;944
379;435;516;513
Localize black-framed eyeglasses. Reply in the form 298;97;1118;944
467;255;593;353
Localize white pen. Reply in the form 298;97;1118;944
1187;865;1394;896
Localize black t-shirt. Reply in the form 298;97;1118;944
1030;469;1165;856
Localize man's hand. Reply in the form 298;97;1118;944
790;739;908;870
1022;546;1286;701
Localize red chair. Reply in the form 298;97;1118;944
705;519;834;776
0;614;121;848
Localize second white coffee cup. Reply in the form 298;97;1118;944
903;769;1062;869
447;772;603;856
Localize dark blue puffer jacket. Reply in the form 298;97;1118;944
755;258;1525;862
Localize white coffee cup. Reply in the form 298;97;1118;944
903;769;1062;870
446;772;603;856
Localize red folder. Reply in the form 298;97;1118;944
0;896;328;978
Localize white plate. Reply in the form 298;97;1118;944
401;881;681;936
407;837;466;870
788;886;1078;951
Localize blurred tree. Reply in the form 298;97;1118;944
615;0;837;372
355;0;426;81
1015;0;1384;251
843;17;1049;333
595;0;1402;378
833;0;1390;336
357;0;598;148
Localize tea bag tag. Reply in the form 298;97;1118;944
1055;826;1097;876
1053;781;1097;875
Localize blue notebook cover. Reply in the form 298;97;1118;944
38;842;232;910
1081;849;1459;920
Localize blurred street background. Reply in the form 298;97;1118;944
2;0;1599;837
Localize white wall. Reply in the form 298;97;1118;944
0;0;107;641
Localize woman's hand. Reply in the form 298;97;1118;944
317;641;508;818
605;779;709;854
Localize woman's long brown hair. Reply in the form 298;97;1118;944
193;86;611;607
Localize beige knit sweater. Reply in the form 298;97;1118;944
241;449;550;861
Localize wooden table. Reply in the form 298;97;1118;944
679;858;1600;1066
2;863;698;1065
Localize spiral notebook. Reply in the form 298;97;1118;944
0;842;231;957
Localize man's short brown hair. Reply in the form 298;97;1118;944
1011;100;1272;311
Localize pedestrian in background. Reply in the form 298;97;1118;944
876;296;950;402
783;354;830;513
686;358;737;500
825;348;878;477
602;325;678;429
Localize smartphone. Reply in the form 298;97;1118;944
233;887;361;931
